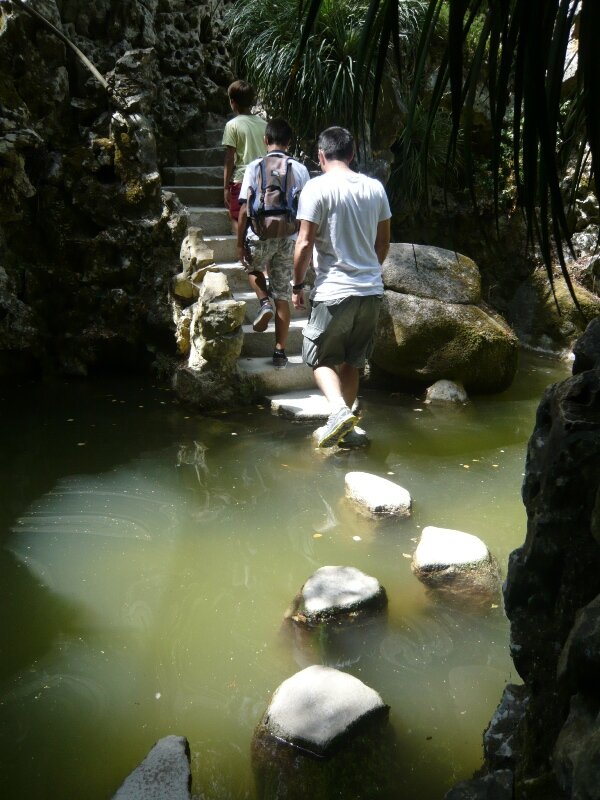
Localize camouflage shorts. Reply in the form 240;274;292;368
246;237;295;302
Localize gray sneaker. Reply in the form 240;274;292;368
315;406;358;448
253;301;274;332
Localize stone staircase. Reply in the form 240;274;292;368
163;118;323;406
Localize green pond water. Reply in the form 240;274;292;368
0;352;569;799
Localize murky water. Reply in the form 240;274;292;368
0;353;569;799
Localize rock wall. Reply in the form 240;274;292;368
0;0;233;376
447;318;600;800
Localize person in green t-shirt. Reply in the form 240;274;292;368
222;81;267;236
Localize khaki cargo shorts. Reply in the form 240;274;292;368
246;238;295;302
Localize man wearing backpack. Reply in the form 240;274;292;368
292;126;391;447
237;118;310;368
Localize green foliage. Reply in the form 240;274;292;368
297;0;598;300
224;0;424;151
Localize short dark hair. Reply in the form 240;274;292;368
318;126;354;162
228;80;255;109
266;118;293;147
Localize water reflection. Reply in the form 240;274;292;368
0;354;568;799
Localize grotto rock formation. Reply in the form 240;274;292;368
0;0;233;376
445;317;600;799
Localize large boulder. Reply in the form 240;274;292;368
506;268;600;354
373;243;519;393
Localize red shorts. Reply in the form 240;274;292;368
228;181;242;221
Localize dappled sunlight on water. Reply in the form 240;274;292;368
0;353;569;798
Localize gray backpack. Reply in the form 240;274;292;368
247;152;301;239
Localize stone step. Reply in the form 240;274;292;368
179;147;223;167
199;233;237;262
209;262;247;290
164;186;223;205
188;206;231;234
241;318;305;357
162;166;222;186
238;354;315;394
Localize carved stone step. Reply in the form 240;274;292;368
163;166;222;186
164;185;223;205
187;206;231;234
241;318;305;357
237;354;314;393
178;146;223;167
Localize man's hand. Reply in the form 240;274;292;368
292;288;305;310
237;243;252;268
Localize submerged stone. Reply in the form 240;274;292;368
257;665;388;756
345;471;412;517
425;379;468;404
287;565;387;626
111;735;191;799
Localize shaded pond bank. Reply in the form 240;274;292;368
0;352;569;798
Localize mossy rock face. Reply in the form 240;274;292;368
373;292;519;393
382;243;481;304
507;269;600;352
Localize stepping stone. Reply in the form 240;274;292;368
345;471;412;517
269;389;330;419
287;565;387;626
112;735;191;799
412;526;501;604
258;665;388;756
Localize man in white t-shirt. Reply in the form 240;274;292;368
237;118;310;368
292;126;391;447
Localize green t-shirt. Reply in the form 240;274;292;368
222;114;267;183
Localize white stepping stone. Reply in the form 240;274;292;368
412;526;500;603
262;665;388;755
345;471;412;517
413;525;490;570
289;565;387;625
269;390;330;419
112;735;191;799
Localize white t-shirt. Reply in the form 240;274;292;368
240;151;310;241
296;169;391;300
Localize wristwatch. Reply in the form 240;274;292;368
291;282;305;292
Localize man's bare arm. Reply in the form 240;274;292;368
223;146;236;208
374;218;391;265
292;220;317;309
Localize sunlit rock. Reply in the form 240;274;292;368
254;665;388;756
180;228;215;278
286;566;387;627
382;243;481;304
252;666;396;798
112;735;191;799
425;379;468;404
412;526;501;605
345;471;412;517
172;271;198;301
506;268;600;355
